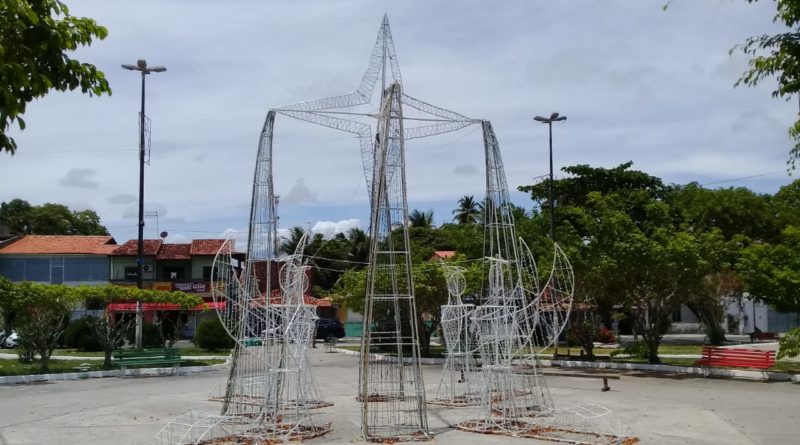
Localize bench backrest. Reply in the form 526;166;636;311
114;348;181;360
701;347;775;368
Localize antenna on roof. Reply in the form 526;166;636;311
159;231;168;240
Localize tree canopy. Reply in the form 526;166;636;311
0;198;109;235
1;0;111;154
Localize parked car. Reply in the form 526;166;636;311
1;331;19;348
315;318;345;341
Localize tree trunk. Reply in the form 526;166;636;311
644;336;661;364
103;348;113;369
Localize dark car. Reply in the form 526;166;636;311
315;318;345;341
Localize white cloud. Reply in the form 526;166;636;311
1;0;795;244
311;218;361;239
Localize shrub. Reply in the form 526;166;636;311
125;321;163;348
778;327;800;359
64;316;103;351
193;316;234;351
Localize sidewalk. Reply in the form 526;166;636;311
0;352;230;361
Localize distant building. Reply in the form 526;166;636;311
0;235;117;285
428;250;456;261
108;239;235;336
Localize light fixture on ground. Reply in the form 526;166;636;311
534;112;567;242
121;59;166;349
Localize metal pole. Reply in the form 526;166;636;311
135;70;146;350
548;121;555;242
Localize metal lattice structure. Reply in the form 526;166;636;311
256;15;479;442
430;265;480;406
155;112;330;444
456;120;576;437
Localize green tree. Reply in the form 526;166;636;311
409;209;434;229
738;225;800;313
0;276;18;337
1;0;111;154
0;199;109;235
734;0;800;166
452;195;482;224
76;285;201;368
12;282;80;372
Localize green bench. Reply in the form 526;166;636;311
114;348;183;377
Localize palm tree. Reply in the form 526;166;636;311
409;209;434;229
346;227;370;264
280;226;309;256
452;195;482;224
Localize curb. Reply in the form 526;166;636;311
332;348;800;383
0;361;229;386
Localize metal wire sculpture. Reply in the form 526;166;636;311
430;265;480;407
258;15;477;442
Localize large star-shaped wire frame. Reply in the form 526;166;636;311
272;14;479;195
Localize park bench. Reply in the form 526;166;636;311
750;332;779;342
543;370;620;392
514;364;620;392
114;348;183;377
694;347;775;369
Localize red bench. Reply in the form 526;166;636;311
695;347;776;369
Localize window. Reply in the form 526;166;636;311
202;266;212;281
124;267;138;281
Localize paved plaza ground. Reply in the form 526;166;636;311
0;346;798;445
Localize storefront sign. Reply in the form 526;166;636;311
174;282;208;292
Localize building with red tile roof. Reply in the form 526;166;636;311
0;235;117;284
0;235;117;255
110;239;163;256
428;250;456;261
190;239;231;256
155;243;191;260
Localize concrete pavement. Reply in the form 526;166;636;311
0;347;798;444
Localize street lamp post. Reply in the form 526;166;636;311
122;59;166;349
533;112;567;242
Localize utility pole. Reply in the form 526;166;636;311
122;59;166;349
533;112;567;242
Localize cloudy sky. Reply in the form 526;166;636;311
1;0;796;247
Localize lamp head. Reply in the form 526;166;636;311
533;116;549;123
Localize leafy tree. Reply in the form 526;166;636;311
193;316;235;351
778;327;800;359
0;276;17;337
738;225;800;313
735;0;800;166
1;0;111;154
280;226;313;256
668;183;780;242
452;195;482;224
0;199;109;235
12;282;80;372
63;315;103;351
518;162;665;210
409;209;434;229
346;227;370;264
76;284;201;368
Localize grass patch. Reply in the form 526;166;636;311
0;358;225;377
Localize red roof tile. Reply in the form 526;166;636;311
0;235;117;255
191;239;232;256
429;250;456;260
111;239;163;256
156;243;191;260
